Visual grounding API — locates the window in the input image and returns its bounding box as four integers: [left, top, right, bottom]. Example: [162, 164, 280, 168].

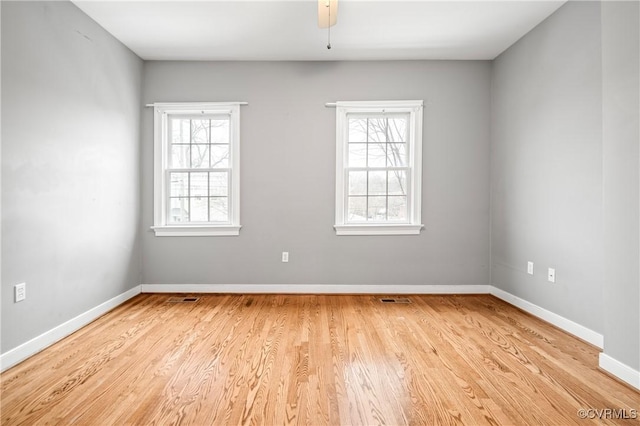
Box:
[152, 102, 242, 236]
[334, 100, 424, 236]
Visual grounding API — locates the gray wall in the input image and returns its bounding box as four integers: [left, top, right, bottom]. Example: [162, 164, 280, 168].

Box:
[0, 2, 3, 355]
[491, 2, 604, 333]
[1, 2, 143, 352]
[601, 1, 640, 370]
[141, 61, 491, 286]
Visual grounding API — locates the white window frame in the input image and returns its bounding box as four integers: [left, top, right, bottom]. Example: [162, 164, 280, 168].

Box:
[334, 100, 424, 236]
[151, 102, 242, 236]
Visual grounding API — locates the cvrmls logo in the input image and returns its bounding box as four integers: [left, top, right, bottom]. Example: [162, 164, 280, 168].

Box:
[577, 408, 638, 420]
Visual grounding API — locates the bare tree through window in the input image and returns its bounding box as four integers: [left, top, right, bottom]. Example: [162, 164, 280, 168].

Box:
[346, 115, 409, 222]
[168, 117, 231, 223]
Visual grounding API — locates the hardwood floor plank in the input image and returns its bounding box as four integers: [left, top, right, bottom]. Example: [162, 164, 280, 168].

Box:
[2, 294, 639, 425]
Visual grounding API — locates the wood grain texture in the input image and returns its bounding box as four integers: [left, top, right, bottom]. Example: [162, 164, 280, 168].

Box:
[2, 294, 639, 425]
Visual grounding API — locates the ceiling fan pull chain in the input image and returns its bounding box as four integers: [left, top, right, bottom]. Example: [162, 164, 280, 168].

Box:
[327, 1, 332, 49]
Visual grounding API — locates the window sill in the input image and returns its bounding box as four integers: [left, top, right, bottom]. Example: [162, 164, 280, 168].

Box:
[151, 225, 241, 237]
[334, 224, 424, 236]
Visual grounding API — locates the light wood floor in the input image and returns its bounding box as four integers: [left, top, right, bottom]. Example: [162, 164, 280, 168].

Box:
[2, 294, 639, 425]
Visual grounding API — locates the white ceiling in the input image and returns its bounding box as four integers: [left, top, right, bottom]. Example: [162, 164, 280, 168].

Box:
[72, 0, 567, 61]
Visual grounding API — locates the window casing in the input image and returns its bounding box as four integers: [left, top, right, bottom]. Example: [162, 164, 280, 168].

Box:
[152, 103, 241, 236]
[334, 101, 424, 236]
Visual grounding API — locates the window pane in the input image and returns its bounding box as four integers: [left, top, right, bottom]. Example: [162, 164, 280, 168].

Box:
[209, 172, 228, 197]
[211, 145, 230, 168]
[388, 196, 408, 221]
[348, 144, 366, 167]
[388, 117, 407, 142]
[170, 172, 188, 197]
[387, 143, 407, 167]
[191, 144, 210, 169]
[347, 196, 367, 221]
[190, 172, 208, 197]
[348, 171, 367, 196]
[171, 145, 190, 168]
[367, 118, 387, 143]
[156, 105, 241, 232]
[191, 119, 210, 144]
[368, 144, 386, 167]
[169, 197, 189, 223]
[368, 196, 387, 221]
[368, 171, 386, 195]
[171, 119, 190, 144]
[190, 197, 208, 222]
[210, 197, 229, 222]
[348, 118, 367, 142]
[211, 119, 229, 144]
[335, 102, 422, 230]
[388, 170, 407, 195]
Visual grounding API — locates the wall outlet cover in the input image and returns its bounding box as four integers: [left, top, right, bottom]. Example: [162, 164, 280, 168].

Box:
[15, 283, 26, 302]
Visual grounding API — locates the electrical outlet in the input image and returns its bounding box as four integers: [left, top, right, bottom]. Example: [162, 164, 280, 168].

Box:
[282, 252, 289, 263]
[527, 261, 534, 275]
[548, 268, 556, 283]
[15, 283, 26, 302]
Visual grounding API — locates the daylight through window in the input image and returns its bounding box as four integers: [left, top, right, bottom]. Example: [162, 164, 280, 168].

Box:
[152, 103, 242, 236]
[334, 101, 424, 235]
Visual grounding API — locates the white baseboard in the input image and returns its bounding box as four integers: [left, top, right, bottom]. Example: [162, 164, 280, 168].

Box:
[599, 353, 640, 390]
[0, 286, 141, 372]
[489, 286, 604, 348]
[140, 283, 491, 294]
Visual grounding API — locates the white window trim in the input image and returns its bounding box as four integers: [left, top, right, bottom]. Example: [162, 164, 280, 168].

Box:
[334, 100, 424, 236]
[151, 102, 242, 237]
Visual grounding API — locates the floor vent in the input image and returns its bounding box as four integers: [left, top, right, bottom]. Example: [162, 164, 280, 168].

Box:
[167, 296, 199, 303]
[380, 297, 411, 304]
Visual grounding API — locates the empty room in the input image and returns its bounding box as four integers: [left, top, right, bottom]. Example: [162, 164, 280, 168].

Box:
[2, 0, 639, 424]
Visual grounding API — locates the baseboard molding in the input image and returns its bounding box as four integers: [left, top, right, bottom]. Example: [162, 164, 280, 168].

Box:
[599, 353, 640, 390]
[489, 286, 604, 349]
[0, 286, 141, 372]
[140, 283, 491, 294]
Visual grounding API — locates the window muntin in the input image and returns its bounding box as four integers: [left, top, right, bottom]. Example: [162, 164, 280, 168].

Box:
[334, 101, 423, 236]
[152, 103, 241, 237]
[167, 115, 231, 224]
[345, 114, 410, 223]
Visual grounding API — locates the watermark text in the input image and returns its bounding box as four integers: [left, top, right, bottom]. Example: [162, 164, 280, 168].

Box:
[577, 408, 637, 420]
